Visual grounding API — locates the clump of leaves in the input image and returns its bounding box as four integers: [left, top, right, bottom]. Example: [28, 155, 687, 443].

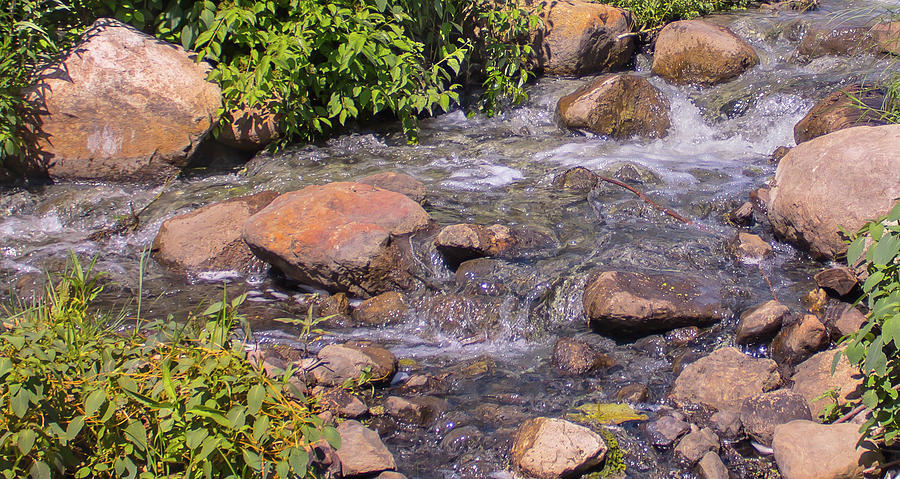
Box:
[582, 427, 627, 478]
[607, 0, 750, 32]
[0, 254, 337, 478]
[840, 201, 900, 444]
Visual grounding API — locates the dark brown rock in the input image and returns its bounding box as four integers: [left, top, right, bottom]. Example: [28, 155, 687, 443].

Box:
[794, 85, 886, 144]
[670, 347, 781, 411]
[384, 396, 449, 426]
[871, 20, 900, 55]
[553, 166, 599, 190]
[664, 326, 700, 348]
[217, 106, 279, 151]
[530, 0, 635, 76]
[434, 224, 554, 267]
[740, 389, 812, 446]
[557, 74, 671, 139]
[616, 383, 650, 403]
[357, 172, 426, 204]
[151, 191, 278, 274]
[352, 291, 409, 326]
[814, 267, 859, 298]
[728, 201, 754, 226]
[710, 411, 742, 439]
[771, 314, 828, 368]
[823, 302, 866, 339]
[652, 20, 759, 85]
[771, 146, 792, 163]
[335, 420, 396, 477]
[583, 270, 725, 336]
[26, 18, 221, 182]
[242, 182, 432, 296]
[552, 337, 615, 375]
[735, 300, 790, 345]
[417, 294, 500, 335]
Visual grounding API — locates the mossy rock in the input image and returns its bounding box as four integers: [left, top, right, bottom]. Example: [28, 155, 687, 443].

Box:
[567, 402, 649, 426]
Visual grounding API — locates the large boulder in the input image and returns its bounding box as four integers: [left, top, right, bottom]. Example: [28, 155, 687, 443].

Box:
[530, 0, 635, 76]
[583, 270, 725, 336]
[151, 191, 278, 275]
[510, 417, 607, 479]
[242, 182, 432, 296]
[772, 420, 879, 479]
[26, 18, 221, 182]
[670, 347, 781, 411]
[768, 125, 900, 259]
[557, 74, 671, 139]
[794, 85, 886, 144]
[651, 20, 759, 85]
[790, 348, 863, 417]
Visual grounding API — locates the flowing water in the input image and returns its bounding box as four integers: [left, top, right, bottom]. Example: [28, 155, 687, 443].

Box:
[2, 1, 900, 477]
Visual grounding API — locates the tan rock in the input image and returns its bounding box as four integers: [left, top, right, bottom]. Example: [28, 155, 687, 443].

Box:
[557, 74, 670, 139]
[696, 451, 729, 479]
[731, 232, 774, 262]
[735, 300, 790, 345]
[675, 428, 719, 464]
[771, 314, 828, 368]
[799, 25, 874, 57]
[772, 420, 879, 479]
[670, 347, 781, 411]
[336, 420, 396, 477]
[305, 342, 397, 387]
[790, 348, 863, 417]
[352, 292, 409, 326]
[434, 224, 554, 267]
[652, 20, 759, 85]
[510, 417, 607, 479]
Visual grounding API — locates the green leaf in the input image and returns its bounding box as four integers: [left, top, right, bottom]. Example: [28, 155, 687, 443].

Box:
[252, 415, 269, 442]
[872, 234, 900, 265]
[883, 312, 900, 346]
[11, 391, 28, 418]
[887, 201, 900, 222]
[289, 447, 309, 473]
[242, 448, 262, 470]
[322, 426, 341, 450]
[248, 384, 265, 415]
[84, 388, 106, 417]
[864, 335, 887, 375]
[186, 427, 208, 450]
[124, 420, 148, 451]
[0, 357, 12, 378]
[29, 461, 50, 479]
[863, 389, 879, 409]
[17, 429, 36, 455]
[66, 416, 85, 441]
[847, 236, 866, 266]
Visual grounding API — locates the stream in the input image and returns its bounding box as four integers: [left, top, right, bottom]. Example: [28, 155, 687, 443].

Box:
[2, 0, 900, 477]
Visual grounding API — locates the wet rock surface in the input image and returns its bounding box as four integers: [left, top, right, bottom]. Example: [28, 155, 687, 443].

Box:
[652, 20, 759, 85]
[793, 85, 886, 144]
[670, 347, 781, 411]
[434, 223, 555, 267]
[814, 267, 860, 298]
[352, 292, 409, 326]
[675, 427, 719, 464]
[644, 414, 690, 448]
[552, 337, 615, 375]
[356, 172, 427, 204]
[557, 74, 671, 139]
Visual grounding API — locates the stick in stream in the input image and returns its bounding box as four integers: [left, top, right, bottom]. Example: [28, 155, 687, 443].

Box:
[595, 175, 695, 226]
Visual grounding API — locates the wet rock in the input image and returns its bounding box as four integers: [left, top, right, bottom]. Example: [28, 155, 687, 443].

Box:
[823, 302, 866, 339]
[728, 201, 754, 226]
[440, 425, 483, 457]
[735, 300, 790, 345]
[374, 473, 407, 479]
[357, 172, 426, 204]
[552, 337, 616, 375]
[665, 326, 700, 347]
[670, 347, 781, 411]
[772, 420, 879, 479]
[384, 396, 449, 426]
[794, 85, 886, 144]
[304, 342, 397, 387]
[317, 387, 368, 418]
[583, 270, 725, 336]
[151, 191, 278, 274]
[710, 411, 742, 439]
[871, 20, 900, 55]
[476, 403, 529, 426]
[557, 74, 671, 139]
[651, 20, 759, 85]
[730, 232, 774, 263]
[616, 383, 650, 403]
[675, 428, 719, 464]
[798, 24, 888, 57]
[217, 106, 279, 151]
[771, 146, 792, 163]
[643, 415, 690, 447]
[790, 348, 863, 417]
[768, 125, 900, 260]
[770, 314, 828, 368]
[317, 293, 351, 317]
[750, 187, 771, 211]
[740, 389, 812, 446]
[530, 0, 635, 76]
[696, 451, 729, 479]
[553, 166, 599, 190]
[814, 267, 859, 298]
[434, 223, 555, 267]
[417, 293, 500, 335]
[602, 161, 664, 186]
[510, 417, 607, 479]
[454, 258, 509, 296]
[801, 288, 829, 316]
[335, 420, 397, 477]
[26, 18, 221, 182]
[242, 182, 432, 296]
[352, 292, 408, 326]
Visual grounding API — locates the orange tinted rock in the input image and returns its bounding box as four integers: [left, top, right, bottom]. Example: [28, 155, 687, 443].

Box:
[652, 20, 759, 85]
[557, 74, 670, 139]
[794, 85, 886, 144]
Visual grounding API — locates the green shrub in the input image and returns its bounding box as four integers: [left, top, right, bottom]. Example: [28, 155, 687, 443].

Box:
[0, 255, 337, 478]
[840, 200, 900, 444]
[607, 0, 750, 32]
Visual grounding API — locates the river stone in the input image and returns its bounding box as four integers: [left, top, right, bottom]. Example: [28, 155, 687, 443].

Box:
[553, 166, 599, 190]
[790, 348, 862, 417]
[768, 125, 900, 260]
[384, 396, 449, 426]
[583, 270, 725, 336]
[794, 85, 886, 144]
[440, 425, 484, 457]
[670, 347, 781, 411]
[336, 420, 397, 477]
[352, 292, 409, 326]
[772, 420, 879, 479]
[552, 337, 616, 375]
[557, 74, 671, 139]
[771, 314, 828, 369]
[530, 0, 634, 76]
[643, 415, 690, 447]
[305, 342, 397, 387]
[417, 293, 501, 335]
[740, 389, 812, 446]
[434, 223, 554, 267]
[871, 20, 900, 55]
[651, 20, 759, 85]
[510, 417, 607, 479]
[318, 387, 368, 418]
[664, 326, 699, 348]
[357, 172, 426, 204]
[151, 191, 278, 274]
[696, 451, 729, 479]
[814, 267, 859, 298]
[735, 300, 790, 345]
[710, 411, 742, 439]
[616, 383, 650, 403]
[674, 428, 719, 464]
[823, 302, 866, 339]
[242, 182, 432, 297]
[26, 18, 221, 182]
[798, 25, 874, 57]
[217, 106, 279, 151]
[730, 232, 773, 263]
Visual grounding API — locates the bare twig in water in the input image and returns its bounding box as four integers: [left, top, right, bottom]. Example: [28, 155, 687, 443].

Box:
[595, 175, 695, 226]
[758, 266, 780, 302]
[87, 174, 177, 241]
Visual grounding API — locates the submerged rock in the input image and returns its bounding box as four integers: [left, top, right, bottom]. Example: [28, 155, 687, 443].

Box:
[772, 420, 879, 479]
[552, 337, 616, 375]
[735, 300, 790, 345]
[336, 420, 397, 478]
[643, 415, 690, 448]
[794, 85, 886, 144]
[357, 172, 427, 204]
[670, 347, 781, 411]
[553, 166, 600, 190]
[151, 191, 278, 275]
[510, 417, 607, 479]
[434, 223, 555, 267]
[352, 291, 409, 326]
[384, 396, 449, 426]
[242, 182, 432, 296]
[799, 25, 874, 57]
[557, 74, 671, 139]
[530, 0, 635, 76]
[26, 18, 221, 182]
[583, 270, 725, 336]
[768, 125, 900, 260]
[740, 389, 812, 446]
[651, 20, 759, 85]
